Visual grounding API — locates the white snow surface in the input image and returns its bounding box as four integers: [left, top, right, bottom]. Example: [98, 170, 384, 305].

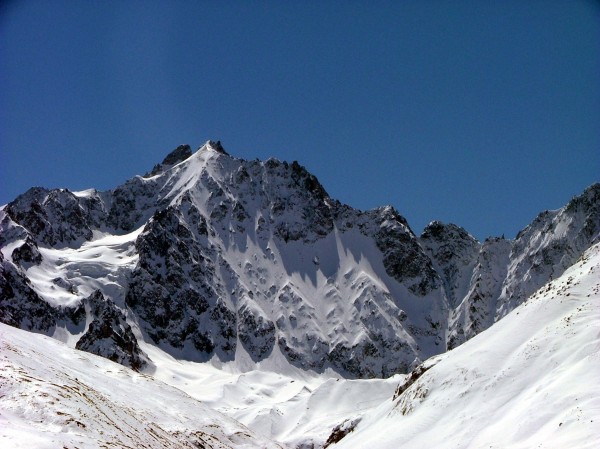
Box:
[29, 227, 142, 309]
[141, 339, 401, 447]
[331, 242, 600, 449]
[0, 322, 282, 449]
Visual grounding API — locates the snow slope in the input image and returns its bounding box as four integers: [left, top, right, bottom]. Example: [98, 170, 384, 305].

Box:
[0, 311, 400, 449]
[332, 242, 600, 449]
[140, 339, 402, 448]
[0, 322, 282, 449]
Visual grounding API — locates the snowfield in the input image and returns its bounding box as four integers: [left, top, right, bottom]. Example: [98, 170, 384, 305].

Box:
[142, 340, 402, 448]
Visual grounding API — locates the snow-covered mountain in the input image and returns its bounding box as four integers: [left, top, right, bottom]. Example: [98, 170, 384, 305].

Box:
[1, 233, 598, 448]
[1, 141, 598, 378]
[330, 241, 600, 449]
[432, 181, 600, 349]
[0, 141, 599, 447]
[1, 141, 446, 378]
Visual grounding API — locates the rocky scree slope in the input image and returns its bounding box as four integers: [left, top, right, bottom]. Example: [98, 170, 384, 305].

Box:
[0, 141, 598, 378]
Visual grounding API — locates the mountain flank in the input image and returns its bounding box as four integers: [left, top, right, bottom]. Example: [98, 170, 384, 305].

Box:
[1, 141, 598, 378]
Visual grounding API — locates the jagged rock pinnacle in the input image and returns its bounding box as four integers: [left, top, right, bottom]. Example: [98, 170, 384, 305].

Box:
[162, 144, 193, 166]
[205, 140, 229, 156]
[146, 144, 193, 177]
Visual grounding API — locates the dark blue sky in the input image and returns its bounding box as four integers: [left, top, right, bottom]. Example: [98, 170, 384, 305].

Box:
[1, 1, 598, 241]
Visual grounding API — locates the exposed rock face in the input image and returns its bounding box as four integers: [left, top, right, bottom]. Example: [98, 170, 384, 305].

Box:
[107, 176, 159, 232]
[424, 183, 600, 350]
[238, 301, 276, 361]
[446, 237, 511, 349]
[0, 249, 84, 334]
[162, 144, 193, 166]
[76, 291, 149, 371]
[257, 157, 334, 243]
[125, 204, 237, 361]
[0, 250, 57, 332]
[496, 183, 600, 318]
[420, 221, 479, 308]
[4, 187, 98, 247]
[11, 237, 43, 267]
[369, 207, 439, 296]
[0, 141, 597, 377]
[147, 144, 194, 176]
[393, 357, 439, 400]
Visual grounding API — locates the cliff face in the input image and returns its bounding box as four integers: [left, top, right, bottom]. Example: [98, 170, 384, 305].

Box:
[420, 184, 599, 349]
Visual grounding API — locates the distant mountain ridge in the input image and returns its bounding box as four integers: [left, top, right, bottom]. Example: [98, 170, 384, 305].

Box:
[1, 141, 598, 378]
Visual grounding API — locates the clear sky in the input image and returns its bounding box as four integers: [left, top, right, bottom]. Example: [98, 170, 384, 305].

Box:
[1, 1, 598, 241]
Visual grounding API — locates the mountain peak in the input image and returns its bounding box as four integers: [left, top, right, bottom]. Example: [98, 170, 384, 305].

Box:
[421, 221, 476, 243]
[203, 140, 229, 156]
[2, 140, 599, 384]
[145, 140, 229, 178]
